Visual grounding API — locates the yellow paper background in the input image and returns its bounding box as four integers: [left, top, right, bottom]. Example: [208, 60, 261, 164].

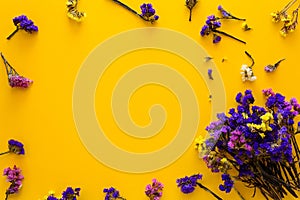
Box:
[0, 0, 300, 199]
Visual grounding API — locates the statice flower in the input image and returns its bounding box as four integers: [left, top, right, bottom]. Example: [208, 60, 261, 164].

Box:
[218, 5, 245, 21]
[0, 139, 25, 156]
[240, 51, 256, 82]
[200, 15, 246, 44]
[61, 187, 80, 200]
[0, 53, 33, 88]
[198, 89, 300, 199]
[3, 165, 24, 200]
[7, 15, 38, 40]
[271, 0, 300, 36]
[185, 0, 198, 21]
[112, 0, 159, 23]
[219, 174, 234, 193]
[208, 69, 213, 80]
[42, 191, 59, 200]
[103, 187, 126, 200]
[66, 0, 86, 22]
[176, 174, 222, 199]
[145, 179, 163, 200]
[264, 59, 285, 72]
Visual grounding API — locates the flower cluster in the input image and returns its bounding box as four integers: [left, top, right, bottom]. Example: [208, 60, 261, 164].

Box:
[7, 15, 38, 40]
[218, 174, 233, 193]
[3, 165, 24, 200]
[185, 0, 198, 21]
[145, 179, 163, 200]
[103, 187, 126, 200]
[271, 0, 300, 36]
[176, 174, 222, 199]
[66, 0, 86, 22]
[43, 187, 80, 200]
[140, 3, 159, 23]
[196, 89, 300, 199]
[112, 0, 159, 23]
[0, 53, 33, 88]
[264, 59, 285, 72]
[0, 139, 25, 156]
[200, 6, 247, 44]
[240, 51, 256, 82]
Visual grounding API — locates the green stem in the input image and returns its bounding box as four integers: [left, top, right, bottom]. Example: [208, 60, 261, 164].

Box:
[213, 29, 246, 44]
[7, 28, 19, 40]
[0, 151, 10, 156]
[196, 182, 223, 200]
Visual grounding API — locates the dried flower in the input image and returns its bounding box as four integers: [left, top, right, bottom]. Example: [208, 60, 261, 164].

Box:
[241, 22, 252, 31]
[66, 0, 86, 22]
[204, 56, 213, 62]
[271, 0, 297, 22]
[240, 51, 256, 82]
[218, 5, 245, 21]
[42, 191, 59, 200]
[7, 15, 38, 40]
[200, 15, 246, 44]
[176, 174, 222, 200]
[265, 59, 285, 72]
[61, 187, 80, 200]
[198, 89, 300, 199]
[0, 139, 25, 156]
[103, 187, 126, 200]
[112, 0, 159, 23]
[0, 53, 33, 88]
[145, 179, 163, 200]
[185, 0, 198, 21]
[3, 165, 24, 200]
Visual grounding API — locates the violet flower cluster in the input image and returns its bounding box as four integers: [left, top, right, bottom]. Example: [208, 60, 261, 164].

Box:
[200, 5, 247, 44]
[7, 15, 38, 40]
[195, 89, 300, 200]
[3, 165, 24, 200]
[103, 187, 126, 200]
[0, 53, 33, 88]
[176, 174, 222, 200]
[0, 139, 25, 156]
[43, 187, 80, 200]
[145, 179, 163, 200]
[112, 0, 159, 23]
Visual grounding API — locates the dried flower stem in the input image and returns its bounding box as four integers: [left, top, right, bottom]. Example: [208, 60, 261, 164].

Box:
[0, 53, 18, 76]
[245, 51, 255, 67]
[0, 151, 10, 156]
[196, 182, 223, 200]
[7, 28, 19, 40]
[233, 187, 245, 200]
[282, 0, 298, 13]
[112, 0, 144, 20]
[213, 29, 246, 44]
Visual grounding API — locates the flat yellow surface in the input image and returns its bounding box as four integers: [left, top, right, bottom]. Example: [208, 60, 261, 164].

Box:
[0, 0, 300, 199]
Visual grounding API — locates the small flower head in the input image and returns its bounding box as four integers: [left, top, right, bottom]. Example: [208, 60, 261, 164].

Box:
[213, 34, 221, 43]
[43, 191, 59, 200]
[186, 0, 198, 21]
[264, 59, 285, 72]
[145, 178, 164, 200]
[9, 75, 33, 88]
[103, 187, 125, 200]
[218, 5, 245, 21]
[208, 68, 213, 79]
[61, 187, 80, 200]
[240, 64, 256, 82]
[242, 22, 252, 31]
[176, 174, 202, 194]
[66, 0, 86, 22]
[8, 139, 25, 155]
[3, 165, 24, 196]
[219, 173, 234, 193]
[140, 3, 159, 23]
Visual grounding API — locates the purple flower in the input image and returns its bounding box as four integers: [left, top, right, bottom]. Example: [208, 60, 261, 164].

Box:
[103, 187, 125, 200]
[0, 53, 33, 89]
[7, 15, 38, 40]
[213, 34, 221, 43]
[61, 187, 80, 200]
[219, 174, 234, 193]
[176, 174, 202, 194]
[217, 5, 245, 21]
[8, 139, 25, 155]
[9, 75, 33, 88]
[208, 69, 213, 79]
[140, 3, 159, 23]
[145, 178, 164, 200]
[3, 165, 24, 199]
[264, 59, 285, 73]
